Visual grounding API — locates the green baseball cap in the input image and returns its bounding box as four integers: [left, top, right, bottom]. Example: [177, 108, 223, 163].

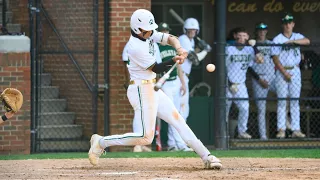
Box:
[158, 22, 172, 31]
[255, 22, 268, 30]
[282, 13, 294, 23]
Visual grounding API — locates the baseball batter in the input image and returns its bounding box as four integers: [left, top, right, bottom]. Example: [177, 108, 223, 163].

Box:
[88, 9, 222, 169]
[179, 18, 209, 121]
[226, 27, 258, 139]
[251, 22, 276, 140]
[156, 22, 191, 151]
[271, 13, 310, 138]
[122, 42, 159, 152]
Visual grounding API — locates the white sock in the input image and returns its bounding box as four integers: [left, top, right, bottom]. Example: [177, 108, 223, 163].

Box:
[186, 139, 210, 161]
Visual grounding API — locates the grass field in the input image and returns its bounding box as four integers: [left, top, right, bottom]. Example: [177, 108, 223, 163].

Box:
[1, 149, 320, 160]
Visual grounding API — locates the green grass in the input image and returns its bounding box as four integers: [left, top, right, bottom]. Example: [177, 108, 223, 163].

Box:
[0, 149, 320, 160]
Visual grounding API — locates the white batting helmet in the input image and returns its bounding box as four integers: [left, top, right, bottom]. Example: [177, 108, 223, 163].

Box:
[130, 9, 158, 34]
[183, 18, 200, 34]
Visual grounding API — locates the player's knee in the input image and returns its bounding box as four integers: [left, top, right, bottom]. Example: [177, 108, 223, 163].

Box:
[139, 131, 154, 145]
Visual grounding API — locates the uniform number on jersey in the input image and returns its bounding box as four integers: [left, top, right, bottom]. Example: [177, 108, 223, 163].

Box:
[241, 63, 249, 70]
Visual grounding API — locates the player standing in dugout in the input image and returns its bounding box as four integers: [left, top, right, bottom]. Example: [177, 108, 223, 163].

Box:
[251, 22, 276, 140]
[271, 13, 310, 139]
[225, 27, 264, 139]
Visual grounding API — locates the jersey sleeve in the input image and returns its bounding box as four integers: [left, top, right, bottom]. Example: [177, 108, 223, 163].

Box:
[122, 43, 129, 62]
[128, 47, 156, 70]
[151, 30, 170, 45]
[294, 33, 305, 40]
[178, 35, 193, 52]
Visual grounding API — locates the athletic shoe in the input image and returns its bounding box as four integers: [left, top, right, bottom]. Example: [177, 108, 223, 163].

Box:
[237, 132, 252, 139]
[167, 146, 178, 152]
[133, 145, 143, 152]
[276, 129, 285, 139]
[203, 155, 222, 170]
[141, 145, 152, 152]
[292, 131, 306, 138]
[88, 134, 104, 166]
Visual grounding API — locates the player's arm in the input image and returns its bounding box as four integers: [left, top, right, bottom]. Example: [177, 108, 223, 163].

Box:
[167, 35, 188, 59]
[285, 33, 310, 45]
[292, 38, 310, 45]
[123, 61, 130, 89]
[0, 112, 14, 125]
[148, 58, 175, 73]
[248, 67, 260, 81]
[272, 55, 291, 81]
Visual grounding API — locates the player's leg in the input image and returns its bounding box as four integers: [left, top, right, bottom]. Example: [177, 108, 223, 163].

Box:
[157, 90, 222, 169]
[252, 77, 268, 139]
[169, 79, 191, 151]
[234, 83, 250, 139]
[275, 71, 288, 138]
[162, 80, 180, 151]
[88, 84, 158, 165]
[180, 73, 190, 120]
[289, 68, 305, 138]
[226, 87, 233, 137]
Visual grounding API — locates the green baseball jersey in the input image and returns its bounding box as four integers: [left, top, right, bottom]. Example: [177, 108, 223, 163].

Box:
[158, 44, 177, 78]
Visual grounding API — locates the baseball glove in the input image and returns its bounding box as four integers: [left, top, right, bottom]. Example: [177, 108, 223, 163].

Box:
[188, 51, 200, 66]
[0, 88, 23, 113]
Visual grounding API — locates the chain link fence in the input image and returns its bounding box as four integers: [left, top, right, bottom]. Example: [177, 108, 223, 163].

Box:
[226, 43, 320, 148]
[29, 0, 99, 152]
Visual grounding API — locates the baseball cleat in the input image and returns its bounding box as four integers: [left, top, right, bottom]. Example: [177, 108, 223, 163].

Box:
[292, 131, 306, 138]
[237, 132, 252, 139]
[88, 134, 104, 166]
[276, 129, 285, 139]
[204, 155, 222, 170]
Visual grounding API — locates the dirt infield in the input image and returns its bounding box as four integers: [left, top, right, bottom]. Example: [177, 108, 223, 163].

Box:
[1, 158, 320, 179]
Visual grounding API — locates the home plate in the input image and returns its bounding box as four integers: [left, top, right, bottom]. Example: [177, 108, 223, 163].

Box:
[99, 171, 138, 175]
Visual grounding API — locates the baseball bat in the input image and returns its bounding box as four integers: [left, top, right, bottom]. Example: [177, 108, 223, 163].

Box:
[154, 61, 179, 91]
[169, 9, 184, 25]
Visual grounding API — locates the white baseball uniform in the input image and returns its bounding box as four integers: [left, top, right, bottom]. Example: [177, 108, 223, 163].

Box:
[272, 32, 304, 131]
[226, 46, 255, 135]
[100, 30, 212, 160]
[122, 41, 161, 136]
[178, 34, 195, 121]
[251, 40, 276, 139]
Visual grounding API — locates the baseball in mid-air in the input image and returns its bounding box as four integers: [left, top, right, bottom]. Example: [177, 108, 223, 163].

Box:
[206, 63, 216, 72]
